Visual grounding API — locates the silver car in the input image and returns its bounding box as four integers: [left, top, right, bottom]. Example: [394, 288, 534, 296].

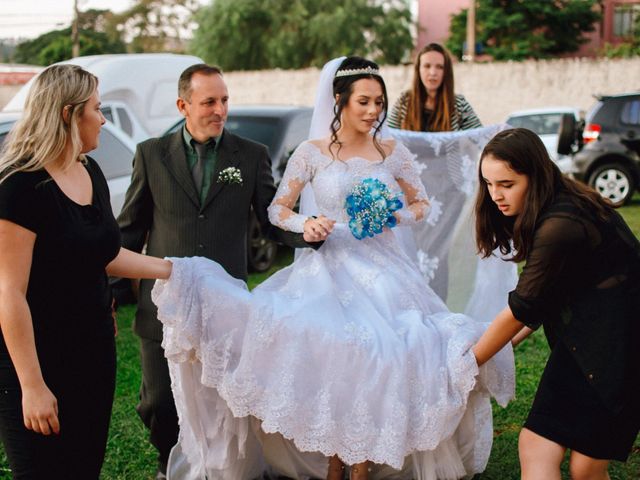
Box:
[0, 112, 135, 218]
[505, 107, 582, 174]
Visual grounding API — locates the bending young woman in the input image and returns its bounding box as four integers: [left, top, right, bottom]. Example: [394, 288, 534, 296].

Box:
[0, 64, 171, 479]
[473, 128, 640, 479]
[388, 43, 481, 132]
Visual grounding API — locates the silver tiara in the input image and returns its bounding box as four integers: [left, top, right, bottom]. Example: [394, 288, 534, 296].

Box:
[335, 66, 380, 78]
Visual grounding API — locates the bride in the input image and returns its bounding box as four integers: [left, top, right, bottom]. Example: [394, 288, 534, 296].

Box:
[152, 56, 514, 480]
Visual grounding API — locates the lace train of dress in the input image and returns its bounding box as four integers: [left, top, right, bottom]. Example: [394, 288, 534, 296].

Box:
[152, 140, 514, 480]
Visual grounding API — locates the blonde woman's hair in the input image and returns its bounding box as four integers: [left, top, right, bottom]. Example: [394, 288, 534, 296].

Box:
[0, 64, 98, 182]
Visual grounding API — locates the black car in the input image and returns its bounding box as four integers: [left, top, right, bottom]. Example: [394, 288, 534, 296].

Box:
[165, 105, 313, 271]
[558, 92, 640, 206]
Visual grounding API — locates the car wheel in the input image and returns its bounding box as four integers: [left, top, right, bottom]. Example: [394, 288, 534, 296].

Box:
[247, 211, 278, 272]
[588, 163, 635, 206]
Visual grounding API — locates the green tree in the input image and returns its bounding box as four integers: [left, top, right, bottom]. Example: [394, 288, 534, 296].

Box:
[191, 0, 413, 70]
[192, 0, 272, 70]
[78, 8, 123, 46]
[447, 0, 601, 60]
[110, 0, 201, 53]
[14, 28, 126, 66]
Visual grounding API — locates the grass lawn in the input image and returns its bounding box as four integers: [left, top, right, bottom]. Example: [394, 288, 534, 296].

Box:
[1, 197, 639, 479]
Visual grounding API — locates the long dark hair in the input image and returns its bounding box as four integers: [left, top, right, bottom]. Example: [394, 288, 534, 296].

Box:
[402, 43, 455, 132]
[475, 128, 611, 262]
[330, 56, 388, 160]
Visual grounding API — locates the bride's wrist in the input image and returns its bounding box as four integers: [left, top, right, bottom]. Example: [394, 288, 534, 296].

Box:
[303, 216, 317, 229]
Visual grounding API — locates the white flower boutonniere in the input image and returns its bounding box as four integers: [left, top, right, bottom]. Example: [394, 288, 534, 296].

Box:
[217, 167, 243, 185]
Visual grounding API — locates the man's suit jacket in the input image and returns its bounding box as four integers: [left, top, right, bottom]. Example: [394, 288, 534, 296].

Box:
[118, 128, 310, 341]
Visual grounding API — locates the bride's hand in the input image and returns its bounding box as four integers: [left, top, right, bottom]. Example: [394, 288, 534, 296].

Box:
[303, 215, 335, 242]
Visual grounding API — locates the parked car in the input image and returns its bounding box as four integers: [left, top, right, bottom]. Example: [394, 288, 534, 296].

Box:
[558, 92, 640, 206]
[3, 53, 204, 138]
[0, 111, 136, 217]
[505, 107, 582, 174]
[165, 105, 313, 272]
[100, 100, 149, 144]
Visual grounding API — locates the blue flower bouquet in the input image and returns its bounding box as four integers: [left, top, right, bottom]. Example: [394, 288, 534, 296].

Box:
[345, 178, 403, 240]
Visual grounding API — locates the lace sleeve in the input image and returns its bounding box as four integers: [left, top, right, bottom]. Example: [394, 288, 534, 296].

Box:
[267, 142, 315, 233]
[392, 142, 430, 225]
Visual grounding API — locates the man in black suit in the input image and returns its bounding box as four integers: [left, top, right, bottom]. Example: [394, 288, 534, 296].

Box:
[117, 64, 316, 479]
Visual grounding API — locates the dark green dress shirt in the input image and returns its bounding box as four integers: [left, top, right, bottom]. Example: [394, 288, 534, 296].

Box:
[183, 126, 221, 204]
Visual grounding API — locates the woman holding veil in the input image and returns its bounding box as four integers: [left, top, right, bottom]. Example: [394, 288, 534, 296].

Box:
[153, 56, 514, 480]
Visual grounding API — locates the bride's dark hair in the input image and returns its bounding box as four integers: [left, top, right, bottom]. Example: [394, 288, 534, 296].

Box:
[329, 56, 388, 160]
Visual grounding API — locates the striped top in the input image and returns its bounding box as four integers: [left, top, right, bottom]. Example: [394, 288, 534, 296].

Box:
[387, 91, 482, 131]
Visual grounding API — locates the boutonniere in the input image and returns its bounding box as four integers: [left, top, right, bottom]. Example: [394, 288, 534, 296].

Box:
[217, 167, 243, 185]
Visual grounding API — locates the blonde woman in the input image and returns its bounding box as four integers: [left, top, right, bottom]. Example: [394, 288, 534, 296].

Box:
[388, 43, 481, 132]
[0, 64, 171, 478]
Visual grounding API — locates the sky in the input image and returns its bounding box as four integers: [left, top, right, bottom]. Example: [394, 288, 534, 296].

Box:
[0, 0, 204, 40]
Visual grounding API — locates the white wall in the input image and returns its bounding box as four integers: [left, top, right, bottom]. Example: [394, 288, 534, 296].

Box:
[2, 57, 638, 125]
[224, 57, 640, 125]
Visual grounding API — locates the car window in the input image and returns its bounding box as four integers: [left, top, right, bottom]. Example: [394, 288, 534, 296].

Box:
[226, 116, 280, 156]
[91, 129, 133, 180]
[506, 113, 562, 135]
[620, 100, 640, 126]
[586, 101, 604, 123]
[283, 111, 312, 155]
[101, 106, 114, 124]
[116, 107, 134, 136]
[0, 124, 132, 181]
[0, 121, 16, 148]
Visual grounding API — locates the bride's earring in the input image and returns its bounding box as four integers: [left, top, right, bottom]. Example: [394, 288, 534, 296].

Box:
[350, 461, 371, 480]
[327, 455, 345, 480]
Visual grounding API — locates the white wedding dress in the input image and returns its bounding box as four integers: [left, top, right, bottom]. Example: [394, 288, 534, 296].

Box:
[153, 140, 515, 480]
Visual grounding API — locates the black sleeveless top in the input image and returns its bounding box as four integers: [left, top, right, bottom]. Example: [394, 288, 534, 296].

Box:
[509, 191, 640, 411]
[0, 157, 121, 382]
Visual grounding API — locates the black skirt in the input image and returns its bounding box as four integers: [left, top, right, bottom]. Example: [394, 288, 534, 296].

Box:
[524, 342, 640, 461]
